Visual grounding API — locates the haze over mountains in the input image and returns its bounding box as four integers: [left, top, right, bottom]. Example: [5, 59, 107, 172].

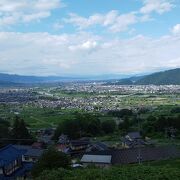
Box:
[0, 68, 180, 86]
[107, 68, 180, 85]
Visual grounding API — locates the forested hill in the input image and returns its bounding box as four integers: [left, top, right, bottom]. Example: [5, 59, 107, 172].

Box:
[135, 68, 180, 85]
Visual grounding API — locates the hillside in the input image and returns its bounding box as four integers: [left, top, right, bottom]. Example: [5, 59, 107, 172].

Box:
[105, 68, 180, 85]
[135, 68, 180, 85]
[0, 73, 78, 84]
[0, 73, 128, 84]
[36, 159, 180, 180]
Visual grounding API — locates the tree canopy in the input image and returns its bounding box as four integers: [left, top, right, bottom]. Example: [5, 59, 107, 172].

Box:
[32, 147, 70, 177]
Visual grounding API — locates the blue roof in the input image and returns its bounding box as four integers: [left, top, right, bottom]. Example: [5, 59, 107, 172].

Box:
[12, 145, 44, 157]
[0, 145, 26, 167]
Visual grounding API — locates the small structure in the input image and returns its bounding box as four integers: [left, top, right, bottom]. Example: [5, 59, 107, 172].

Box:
[86, 142, 109, 152]
[126, 132, 141, 140]
[81, 154, 112, 168]
[56, 144, 69, 154]
[122, 132, 146, 148]
[69, 140, 90, 156]
[32, 142, 45, 149]
[58, 134, 69, 145]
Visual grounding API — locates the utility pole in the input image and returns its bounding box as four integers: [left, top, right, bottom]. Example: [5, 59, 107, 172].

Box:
[137, 113, 142, 165]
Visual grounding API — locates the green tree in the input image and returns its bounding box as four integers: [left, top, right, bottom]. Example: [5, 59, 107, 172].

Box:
[119, 116, 130, 132]
[11, 116, 32, 144]
[0, 118, 10, 147]
[32, 147, 70, 177]
[87, 118, 101, 136]
[102, 120, 116, 134]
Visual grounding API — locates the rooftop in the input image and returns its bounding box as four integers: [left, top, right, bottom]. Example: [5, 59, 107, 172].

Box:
[81, 154, 112, 164]
[0, 145, 26, 167]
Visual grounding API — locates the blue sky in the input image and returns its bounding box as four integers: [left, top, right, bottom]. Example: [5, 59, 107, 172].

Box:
[0, 0, 180, 76]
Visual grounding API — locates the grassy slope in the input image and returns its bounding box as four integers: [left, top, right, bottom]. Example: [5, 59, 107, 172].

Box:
[36, 159, 180, 180]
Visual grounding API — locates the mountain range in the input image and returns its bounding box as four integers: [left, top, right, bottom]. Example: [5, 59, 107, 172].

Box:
[105, 68, 180, 85]
[0, 68, 180, 86]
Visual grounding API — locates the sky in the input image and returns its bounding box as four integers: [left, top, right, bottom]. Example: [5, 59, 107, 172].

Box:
[0, 0, 180, 76]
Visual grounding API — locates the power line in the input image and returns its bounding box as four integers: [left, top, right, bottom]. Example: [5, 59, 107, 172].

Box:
[0, 138, 34, 141]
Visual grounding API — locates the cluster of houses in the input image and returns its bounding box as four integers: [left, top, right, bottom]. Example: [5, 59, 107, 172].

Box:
[0, 130, 180, 179]
[56, 132, 180, 168]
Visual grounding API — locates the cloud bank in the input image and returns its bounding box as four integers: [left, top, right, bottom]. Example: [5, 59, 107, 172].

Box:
[0, 31, 180, 75]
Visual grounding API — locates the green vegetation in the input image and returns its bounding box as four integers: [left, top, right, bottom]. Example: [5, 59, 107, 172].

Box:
[0, 116, 32, 146]
[136, 68, 180, 85]
[32, 147, 70, 177]
[53, 113, 117, 139]
[36, 159, 180, 180]
[19, 106, 79, 128]
[11, 116, 32, 144]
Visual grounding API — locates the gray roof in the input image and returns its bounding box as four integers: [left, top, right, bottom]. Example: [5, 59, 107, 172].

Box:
[112, 146, 180, 164]
[127, 132, 141, 139]
[81, 154, 111, 164]
[82, 146, 180, 165]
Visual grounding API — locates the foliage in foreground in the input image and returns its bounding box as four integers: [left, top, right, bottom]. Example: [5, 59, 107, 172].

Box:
[32, 147, 70, 177]
[36, 163, 180, 180]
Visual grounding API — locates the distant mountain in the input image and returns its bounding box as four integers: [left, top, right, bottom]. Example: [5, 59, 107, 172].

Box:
[105, 78, 134, 85]
[104, 68, 180, 85]
[135, 68, 180, 85]
[0, 73, 132, 84]
[0, 73, 82, 84]
[0, 68, 179, 86]
[105, 76, 144, 85]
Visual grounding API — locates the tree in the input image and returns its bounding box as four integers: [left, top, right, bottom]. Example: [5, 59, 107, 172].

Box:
[119, 116, 130, 132]
[102, 120, 116, 134]
[32, 147, 70, 177]
[0, 118, 10, 147]
[0, 118, 10, 138]
[11, 116, 32, 144]
[53, 113, 102, 139]
[87, 118, 101, 136]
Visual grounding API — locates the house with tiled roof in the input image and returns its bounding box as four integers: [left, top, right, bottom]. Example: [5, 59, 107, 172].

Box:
[0, 145, 33, 179]
[12, 145, 44, 163]
[81, 146, 180, 167]
[121, 132, 146, 148]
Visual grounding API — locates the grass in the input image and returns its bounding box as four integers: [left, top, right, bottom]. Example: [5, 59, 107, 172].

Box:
[36, 158, 180, 180]
[20, 106, 79, 128]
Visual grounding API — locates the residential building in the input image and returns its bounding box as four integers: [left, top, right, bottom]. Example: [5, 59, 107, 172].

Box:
[0, 145, 33, 179]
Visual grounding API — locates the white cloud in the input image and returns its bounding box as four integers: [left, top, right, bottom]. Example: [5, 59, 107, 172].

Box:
[0, 32, 180, 75]
[65, 11, 138, 33]
[69, 40, 98, 51]
[171, 24, 180, 35]
[64, 0, 175, 33]
[53, 22, 64, 30]
[109, 13, 137, 33]
[0, 0, 64, 27]
[140, 0, 174, 14]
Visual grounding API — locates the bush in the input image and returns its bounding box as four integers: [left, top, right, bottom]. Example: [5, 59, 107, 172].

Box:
[102, 120, 116, 134]
[36, 164, 180, 180]
[32, 147, 70, 177]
